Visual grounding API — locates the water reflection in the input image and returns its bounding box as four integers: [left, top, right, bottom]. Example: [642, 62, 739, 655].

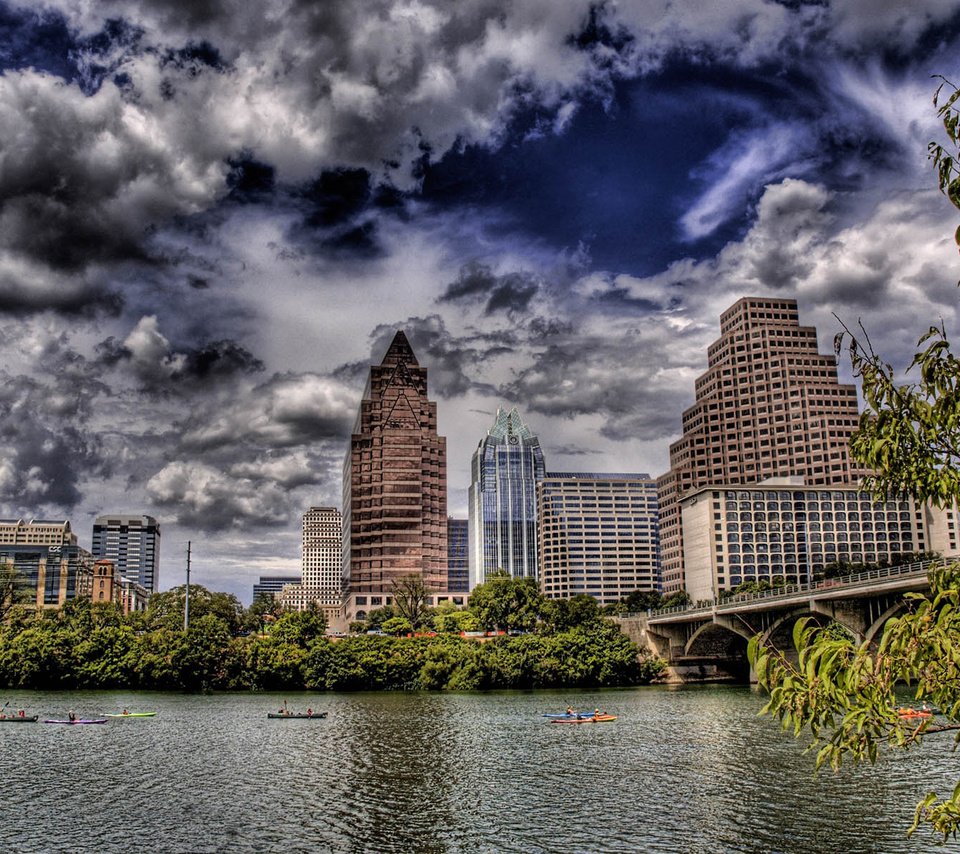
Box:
[0, 686, 951, 853]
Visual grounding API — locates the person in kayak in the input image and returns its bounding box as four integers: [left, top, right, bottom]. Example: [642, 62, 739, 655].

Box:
[68, 710, 76, 722]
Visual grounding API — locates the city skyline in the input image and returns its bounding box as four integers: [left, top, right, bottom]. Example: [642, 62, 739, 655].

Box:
[1, 2, 959, 601]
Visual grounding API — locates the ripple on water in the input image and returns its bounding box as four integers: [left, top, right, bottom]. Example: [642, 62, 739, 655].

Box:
[0, 687, 952, 853]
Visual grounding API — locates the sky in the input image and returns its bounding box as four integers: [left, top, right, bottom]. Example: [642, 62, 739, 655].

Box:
[2, 0, 960, 603]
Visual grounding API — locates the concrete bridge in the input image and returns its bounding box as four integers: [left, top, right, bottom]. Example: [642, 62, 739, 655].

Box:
[615, 559, 941, 683]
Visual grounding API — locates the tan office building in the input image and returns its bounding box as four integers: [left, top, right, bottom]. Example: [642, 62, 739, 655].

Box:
[658, 297, 867, 593]
[342, 331, 447, 622]
[538, 473, 660, 604]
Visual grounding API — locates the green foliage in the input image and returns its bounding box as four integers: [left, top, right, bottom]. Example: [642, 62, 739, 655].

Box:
[930, 75, 960, 250]
[540, 594, 603, 632]
[146, 585, 243, 634]
[468, 571, 543, 632]
[751, 563, 960, 842]
[381, 616, 413, 636]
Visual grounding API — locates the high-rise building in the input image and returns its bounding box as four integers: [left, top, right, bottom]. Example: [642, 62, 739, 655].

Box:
[279, 506, 343, 612]
[447, 517, 469, 593]
[468, 407, 546, 589]
[342, 331, 447, 622]
[91, 515, 161, 593]
[657, 297, 867, 593]
[537, 473, 660, 604]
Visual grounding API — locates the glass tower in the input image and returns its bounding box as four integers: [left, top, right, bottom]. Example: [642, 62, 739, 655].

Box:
[91, 514, 161, 593]
[468, 407, 546, 589]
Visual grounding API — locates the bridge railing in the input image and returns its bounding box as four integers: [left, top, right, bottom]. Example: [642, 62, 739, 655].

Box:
[645, 558, 944, 619]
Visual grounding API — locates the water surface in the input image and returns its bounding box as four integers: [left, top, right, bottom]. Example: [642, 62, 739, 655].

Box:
[0, 686, 951, 853]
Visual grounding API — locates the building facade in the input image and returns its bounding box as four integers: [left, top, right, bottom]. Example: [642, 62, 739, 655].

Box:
[468, 407, 546, 589]
[680, 481, 960, 602]
[0, 519, 92, 608]
[91, 515, 161, 593]
[342, 331, 447, 622]
[252, 575, 301, 602]
[537, 473, 660, 605]
[657, 297, 867, 593]
[446, 517, 469, 594]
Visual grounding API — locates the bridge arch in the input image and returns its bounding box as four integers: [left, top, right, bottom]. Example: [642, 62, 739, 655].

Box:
[684, 621, 751, 658]
[864, 600, 910, 647]
[758, 609, 860, 652]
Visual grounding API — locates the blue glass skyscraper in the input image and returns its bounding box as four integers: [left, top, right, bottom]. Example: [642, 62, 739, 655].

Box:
[468, 407, 546, 589]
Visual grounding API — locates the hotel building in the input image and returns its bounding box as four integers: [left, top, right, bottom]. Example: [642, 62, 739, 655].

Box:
[680, 480, 960, 602]
[342, 331, 447, 622]
[91, 514, 161, 593]
[658, 297, 867, 593]
[537, 473, 660, 605]
[468, 407, 546, 589]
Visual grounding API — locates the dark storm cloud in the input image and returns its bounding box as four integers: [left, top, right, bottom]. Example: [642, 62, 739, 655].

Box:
[502, 333, 689, 442]
[439, 262, 541, 316]
[0, 359, 109, 509]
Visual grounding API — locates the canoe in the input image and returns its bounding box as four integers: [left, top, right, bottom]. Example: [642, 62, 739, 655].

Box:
[0, 715, 38, 722]
[550, 715, 617, 724]
[267, 712, 327, 719]
[43, 719, 108, 725]
[104, 712, 157, 718]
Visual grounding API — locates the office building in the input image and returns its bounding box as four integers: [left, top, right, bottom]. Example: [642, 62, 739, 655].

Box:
[537, 473, 660, 604]
[658, 297, 867, 593]
[468, 407, 546, 589]
[447, 517, 469, 593]
[342, 331, 447, 622]
[0, 519, 92, 607]
[680, 480, 960, 601]
[278, 507, 343, 616]
[252, 575, 301, 602]
[91, 515, 161, 593]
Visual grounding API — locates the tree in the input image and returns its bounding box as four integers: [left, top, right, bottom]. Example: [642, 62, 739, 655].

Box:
[468, 571, 543, 632]
[146, 585, 243, 634]
[381, 615, 413, 636]
[0, 560, 27, 622]
[752, 78, 960, 842]
[391, 574, 431, 629]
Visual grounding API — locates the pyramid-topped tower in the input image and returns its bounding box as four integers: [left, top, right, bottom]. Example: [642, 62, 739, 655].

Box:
[342, 332, 447, 621]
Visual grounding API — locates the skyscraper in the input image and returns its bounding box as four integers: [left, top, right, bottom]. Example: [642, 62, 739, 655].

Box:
[657, 297, 867, 593]
[468, 407, 546, 589]
[301, 506, 342, 606]
[342, 331, 447, 621]
[446, 517, 469, 593]
[91, 514, 161, 593]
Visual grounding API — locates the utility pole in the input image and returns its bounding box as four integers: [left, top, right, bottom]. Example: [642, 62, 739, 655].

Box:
[184, 540, 191, 631]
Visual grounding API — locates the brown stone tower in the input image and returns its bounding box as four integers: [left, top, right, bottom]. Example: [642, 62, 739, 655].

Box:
[657, 297, 867, 593]
[342, 331, 447, 618]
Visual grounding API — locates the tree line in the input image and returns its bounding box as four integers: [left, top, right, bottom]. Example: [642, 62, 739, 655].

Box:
[0, 573, 665, 692]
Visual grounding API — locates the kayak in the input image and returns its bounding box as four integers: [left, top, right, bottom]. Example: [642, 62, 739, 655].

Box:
[267, 712, 328, 719]
[0, 715, 38, 722]
[104, 712, 157, 717]
[543, 713, 594, 719]
[43, 719, 108, 725]
[550, 715, 617, 724]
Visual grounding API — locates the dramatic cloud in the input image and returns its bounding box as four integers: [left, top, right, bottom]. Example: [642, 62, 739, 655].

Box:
[1, 0, 959, 598]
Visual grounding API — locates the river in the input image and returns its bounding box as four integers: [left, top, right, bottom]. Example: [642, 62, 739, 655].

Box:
[0, 685, 952, 853]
